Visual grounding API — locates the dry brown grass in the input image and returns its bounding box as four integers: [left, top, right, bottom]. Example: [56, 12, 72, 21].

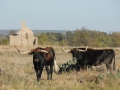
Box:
[0, 45, 120, 90]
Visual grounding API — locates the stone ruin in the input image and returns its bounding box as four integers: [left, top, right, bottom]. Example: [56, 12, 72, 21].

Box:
[10, 22, 38, 46]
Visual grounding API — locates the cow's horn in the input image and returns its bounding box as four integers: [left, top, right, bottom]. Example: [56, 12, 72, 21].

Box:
[62, 46, 71, 52]
[14, 45, 30, 54]
[19, 51, 30, 54]
[79, 46, 88, 52]
[40, 50, 48, 53]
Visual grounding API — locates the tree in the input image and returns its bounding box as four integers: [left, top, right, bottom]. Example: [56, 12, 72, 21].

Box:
[54, 33, 63, 42]
[38, 33, 48, 45]
[46, 32, 57, 44]
[6, 30, 16, 41]
[0, 37, 9, 45]
[8, 30, 16, 35]
[110, 32, 120, 47]
[66, 31, 74, 46]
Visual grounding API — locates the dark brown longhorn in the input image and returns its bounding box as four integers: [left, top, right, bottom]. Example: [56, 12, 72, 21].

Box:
[14, 45, 59, 81]
[63, 46, 116, 72]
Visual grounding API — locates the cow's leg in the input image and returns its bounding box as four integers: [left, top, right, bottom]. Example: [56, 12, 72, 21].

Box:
[84, 65, 87, 71]
[75, 63, 80, 74]
[80, 64, 84, 71]
[35, 70, 40, 81]
[49, 64, 53, 80]
[39, 67, 43, 80]
[46, 66, 50, 80]
[36, 67, 43, 81]
[34, 64, 41, 81]
[106, 64, 112, 72]
[71, 65, 73, 71]
[106, 58, 113, 72]
[36, 70, 40, 81]
[45, 65, 53, 80]
[82, 65, 87, 71]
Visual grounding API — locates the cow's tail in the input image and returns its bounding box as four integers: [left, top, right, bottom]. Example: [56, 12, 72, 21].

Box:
[54, 59, 59, 74]
[113, 52, 116, 71]
[52, 48, 59, 74]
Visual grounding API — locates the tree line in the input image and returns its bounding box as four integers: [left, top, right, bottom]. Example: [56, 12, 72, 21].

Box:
[0, 28, 120, 47]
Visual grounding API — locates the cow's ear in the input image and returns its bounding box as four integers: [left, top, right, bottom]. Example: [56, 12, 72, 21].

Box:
[68, 50, 71, 53]
[28, 49, 36, 55]
[28, 51, 34, 55]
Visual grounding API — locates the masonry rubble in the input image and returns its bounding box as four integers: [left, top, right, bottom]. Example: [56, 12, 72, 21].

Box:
[10, 21, 38, 46]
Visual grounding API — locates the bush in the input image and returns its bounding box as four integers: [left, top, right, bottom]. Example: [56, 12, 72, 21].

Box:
[0, 37, 9, 45]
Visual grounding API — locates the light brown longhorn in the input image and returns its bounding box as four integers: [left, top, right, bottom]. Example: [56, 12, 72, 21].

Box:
[62, 46, 71, 53]
[78, 46, 88, 52]
[14, 45, 48, 55]
[62, 46, 88, 52]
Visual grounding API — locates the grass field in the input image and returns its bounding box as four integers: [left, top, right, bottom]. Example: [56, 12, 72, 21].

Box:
[0, 45, 120, 90]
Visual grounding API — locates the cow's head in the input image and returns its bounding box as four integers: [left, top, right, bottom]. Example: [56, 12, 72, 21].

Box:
[62, 46, 88, 61]
[28, 48, 48, 62]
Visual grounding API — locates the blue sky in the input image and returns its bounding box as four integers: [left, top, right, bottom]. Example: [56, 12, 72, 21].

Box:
[0, 0, 120, 33]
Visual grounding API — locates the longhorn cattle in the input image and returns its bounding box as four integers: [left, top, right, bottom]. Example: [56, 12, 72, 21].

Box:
[15, 46, 59, 81]
[63, 46, 116, 72]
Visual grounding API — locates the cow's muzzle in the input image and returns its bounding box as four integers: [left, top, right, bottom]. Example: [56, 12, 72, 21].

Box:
[34, 59, 39, 62]
[73, 57, 77, 61]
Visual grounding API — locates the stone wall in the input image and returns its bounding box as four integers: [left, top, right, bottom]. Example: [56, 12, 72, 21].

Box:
[10, 22, 38, 46]
[10, 34, 22, 46]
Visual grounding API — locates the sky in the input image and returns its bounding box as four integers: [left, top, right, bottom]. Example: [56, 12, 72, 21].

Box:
[0, 0, 120, 33]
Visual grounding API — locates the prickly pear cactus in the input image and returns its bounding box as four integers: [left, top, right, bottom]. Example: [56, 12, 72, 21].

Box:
[117, 69, 120, 77]
[99, 73, 104, 79]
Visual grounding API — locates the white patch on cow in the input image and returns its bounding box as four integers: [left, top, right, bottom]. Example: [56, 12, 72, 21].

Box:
[53, 60, 59, 74]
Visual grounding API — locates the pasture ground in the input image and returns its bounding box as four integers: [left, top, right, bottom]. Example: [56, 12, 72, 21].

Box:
[0, 45, 120, 90]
